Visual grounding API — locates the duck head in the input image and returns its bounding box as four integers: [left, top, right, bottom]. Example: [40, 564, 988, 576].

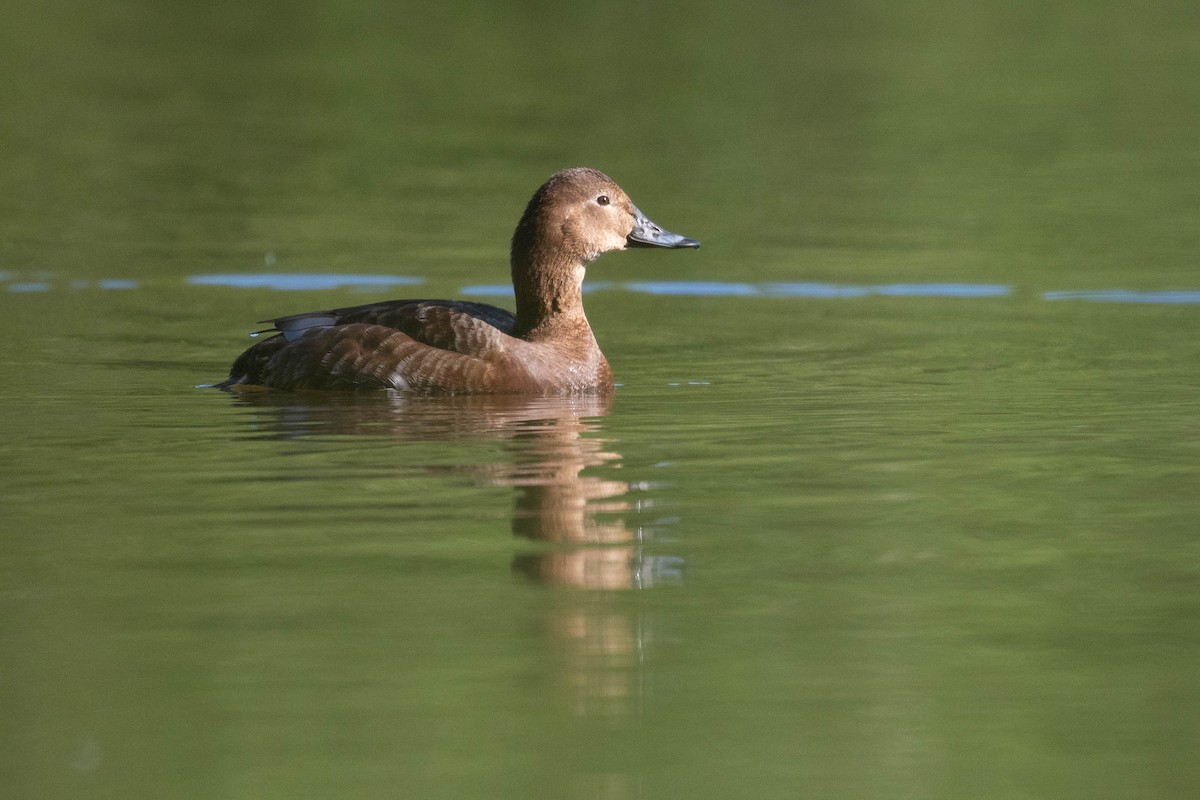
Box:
[512, 167, 699, 267]
[509, 168, 699, 336]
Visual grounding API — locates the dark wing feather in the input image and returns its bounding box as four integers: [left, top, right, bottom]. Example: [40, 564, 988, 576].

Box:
[220, 300, 520, 391]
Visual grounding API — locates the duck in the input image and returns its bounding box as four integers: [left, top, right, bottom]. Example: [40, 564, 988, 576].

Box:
[217, 168, 699, 393]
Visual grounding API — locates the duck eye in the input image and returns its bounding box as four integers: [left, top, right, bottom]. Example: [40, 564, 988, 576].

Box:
[596, 194, 610, 206]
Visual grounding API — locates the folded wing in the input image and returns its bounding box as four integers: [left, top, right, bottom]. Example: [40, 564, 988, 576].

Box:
[221, 299, 519, 391]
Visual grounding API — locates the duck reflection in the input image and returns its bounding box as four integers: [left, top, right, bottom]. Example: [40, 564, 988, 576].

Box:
[226, 390, 681, 590]
[227, 391, 675, 728]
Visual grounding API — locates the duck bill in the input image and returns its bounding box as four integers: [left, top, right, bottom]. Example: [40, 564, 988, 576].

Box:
[627, 205, 700, 249]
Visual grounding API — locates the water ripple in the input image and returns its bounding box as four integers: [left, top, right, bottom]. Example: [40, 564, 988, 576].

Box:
[187, 273, 423, 291]
[1043, 289, 1200, 304]
[3, 273, 1198, 304]
[626, 281, 760, 296]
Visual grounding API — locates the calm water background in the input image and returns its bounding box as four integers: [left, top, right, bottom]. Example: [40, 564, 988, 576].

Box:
[3, 1, 1199, 798]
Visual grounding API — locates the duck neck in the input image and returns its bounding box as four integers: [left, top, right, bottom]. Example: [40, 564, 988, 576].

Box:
[510, 256, 589, 340]
[510, 227, 592, 341]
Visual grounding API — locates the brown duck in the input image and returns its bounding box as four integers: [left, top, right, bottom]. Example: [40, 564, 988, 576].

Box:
[217, 168, 699, 393]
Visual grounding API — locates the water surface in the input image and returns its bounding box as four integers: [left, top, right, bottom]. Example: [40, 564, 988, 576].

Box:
[2, 2, 1199, 799]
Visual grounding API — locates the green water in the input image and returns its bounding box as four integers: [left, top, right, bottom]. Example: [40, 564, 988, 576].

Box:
[3, 1, 1199, 798]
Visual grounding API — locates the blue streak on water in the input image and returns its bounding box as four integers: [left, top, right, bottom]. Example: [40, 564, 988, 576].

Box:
[172, 275, 1198, 305]
[1043, 289, 1200, 304]
[625, 281, 760, 296]
[871, 283, 1012, 297]
[7, 278, 138, 292]
[762, 282, 871, 298]
[460, 284, 512, 296]
[187, 274, 423, 291]
[98, 279, 139, 290]
[616, 281, 1013, 298]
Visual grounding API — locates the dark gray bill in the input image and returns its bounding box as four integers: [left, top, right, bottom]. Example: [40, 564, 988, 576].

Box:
[627, 205, 700, 249]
